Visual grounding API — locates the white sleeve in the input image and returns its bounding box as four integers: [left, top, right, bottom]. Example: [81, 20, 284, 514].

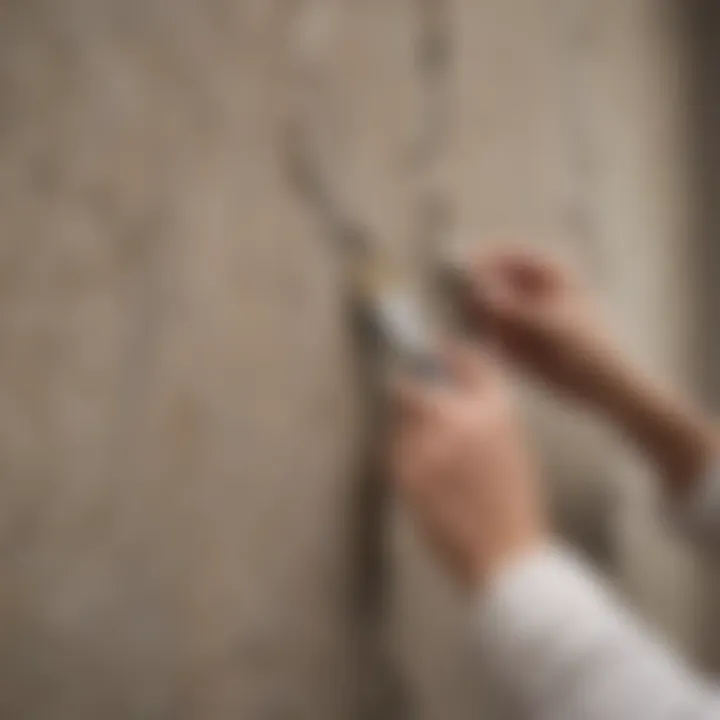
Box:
[471, 545, 720, 720]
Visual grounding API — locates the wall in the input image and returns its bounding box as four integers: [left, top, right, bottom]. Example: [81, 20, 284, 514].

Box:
[0, 1, 704, 718]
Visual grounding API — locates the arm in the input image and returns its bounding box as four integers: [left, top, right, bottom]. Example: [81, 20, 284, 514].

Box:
[596, 364, 720, 544]
[595, 355, 717, 503]
[468, 247, 720, 547]
[391, 343, 720, 720]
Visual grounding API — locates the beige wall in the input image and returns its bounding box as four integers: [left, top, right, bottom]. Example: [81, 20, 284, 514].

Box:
[0, 1, 706, 717]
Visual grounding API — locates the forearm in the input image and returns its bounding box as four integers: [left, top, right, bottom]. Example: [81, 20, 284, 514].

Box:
[593, 358, 717, 501]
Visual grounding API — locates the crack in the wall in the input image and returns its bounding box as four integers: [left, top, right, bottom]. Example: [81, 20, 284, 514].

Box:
[281, 2, 455, 717]
[555, 0, 607, 284]
[411, 0, 456, 307]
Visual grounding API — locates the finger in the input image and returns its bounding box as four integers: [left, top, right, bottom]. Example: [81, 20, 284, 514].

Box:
[391, 423, 446, 495]
[391, 374, 445, 422]
[472, 272, 515, 317]
[469, 250, 522, 317]
[472, 260, 569, 336]
[472, 246, 570, 301]
[473, 245, 564, 278]
[439, 339, 489, 390]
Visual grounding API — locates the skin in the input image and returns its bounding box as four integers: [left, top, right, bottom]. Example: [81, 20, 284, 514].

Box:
[391, 247, 719, 589]
[393, 344, 546, 588]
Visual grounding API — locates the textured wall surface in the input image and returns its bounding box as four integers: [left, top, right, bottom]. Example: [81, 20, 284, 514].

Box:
[0, 1, 705, 718]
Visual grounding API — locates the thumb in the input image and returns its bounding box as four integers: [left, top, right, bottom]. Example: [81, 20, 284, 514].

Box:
[391, 374, 436, 420]
[440, 339, 490, 390]
[473, 274, 549, 333]
[473, 275, 521, 321]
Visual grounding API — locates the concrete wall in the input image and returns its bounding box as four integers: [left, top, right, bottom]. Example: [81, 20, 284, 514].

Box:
[0, 1, 706, 718]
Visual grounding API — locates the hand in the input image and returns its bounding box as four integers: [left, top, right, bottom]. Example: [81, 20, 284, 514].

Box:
[391, 344, 546, 589]
[468, 247, 717, 499]
[468, 248, 627, 409]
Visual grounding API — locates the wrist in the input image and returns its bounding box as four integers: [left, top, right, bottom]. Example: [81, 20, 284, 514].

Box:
[468, 525, 549, 593]
[600, 365, 717, 499]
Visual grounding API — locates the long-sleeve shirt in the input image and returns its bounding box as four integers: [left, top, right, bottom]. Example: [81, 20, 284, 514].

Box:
[472, 466, 720, 720]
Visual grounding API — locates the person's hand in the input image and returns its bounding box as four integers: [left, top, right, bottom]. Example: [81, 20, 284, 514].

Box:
[468, 247, 717, 500]
[468, 248, 625, 410]
[391, 344, 546, 589]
